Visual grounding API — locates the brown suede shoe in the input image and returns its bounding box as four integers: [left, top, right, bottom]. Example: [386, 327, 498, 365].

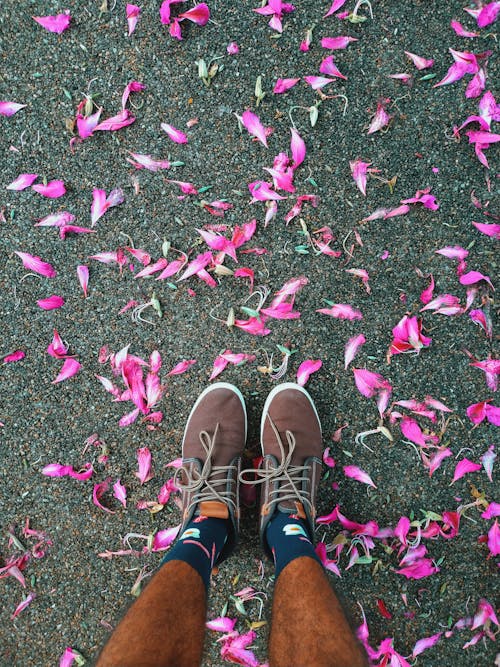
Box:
[175, 383, 247, 564]
[240, 383, 323, 558]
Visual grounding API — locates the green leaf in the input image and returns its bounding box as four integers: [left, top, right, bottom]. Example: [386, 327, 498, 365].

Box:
[355, 556, 373, 565]
[62, 88, 72, 101]
[419, 73, 437, 81]
[240, 306, 261, 318]
[294, 245, 309, 254]
[198, 185, 213, 194]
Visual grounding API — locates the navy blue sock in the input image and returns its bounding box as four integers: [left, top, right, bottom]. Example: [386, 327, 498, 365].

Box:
[160, 516, 228, 591]
[266, 510, 321, 579]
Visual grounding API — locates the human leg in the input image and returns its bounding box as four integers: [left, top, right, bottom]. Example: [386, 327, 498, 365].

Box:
[97, 383, 247, 667]
[241, 383, 367, 667]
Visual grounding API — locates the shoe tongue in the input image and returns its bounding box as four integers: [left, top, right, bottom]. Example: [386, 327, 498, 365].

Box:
[197, 500, 229, 520]
[277, 500, 306, 519]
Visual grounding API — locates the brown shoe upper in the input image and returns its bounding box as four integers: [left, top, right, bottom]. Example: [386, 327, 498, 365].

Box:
[258, 384, 323, 557]
[176, 384, 247, 564]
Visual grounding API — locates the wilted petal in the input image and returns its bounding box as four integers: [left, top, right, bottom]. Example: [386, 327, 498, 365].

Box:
[206, 617, 237, 633]
[167, 359, 197, 376]
[3, 350, 25, 364]
[296, 359, 322, 386]
[15, 251, 56, 278]
[459, 270, 494, 290]
[94, 109, 135, 131]
[487, 520, 500, 556]
[52, 358, 81, 384]
[42, 463, 72, 477]
[135, 447, 153, 484]
[349, 159, 370, 196]
[59, 647, 84, 667]
[93, 478, 115, 513]
[367, 99, 392, 134]
[6, 173, 38, 190]
[450, 20, 479, 38]
[11, 592, 36, 619]
[352, 368, 391, 399]
[273, 78, 300, 93]
[472, 220, 500, 239]
[303, 75, 335, 90]
[412, 633, 442, 658]
[317, 303, 363, 320]
[405, 51, 434, 70]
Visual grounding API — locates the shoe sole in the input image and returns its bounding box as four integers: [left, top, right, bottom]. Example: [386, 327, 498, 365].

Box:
[260, 382, 322, 452]
[182, 382, 248, 454]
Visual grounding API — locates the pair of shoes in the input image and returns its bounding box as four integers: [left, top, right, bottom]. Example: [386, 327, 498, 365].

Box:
[175, 382, 323, 565]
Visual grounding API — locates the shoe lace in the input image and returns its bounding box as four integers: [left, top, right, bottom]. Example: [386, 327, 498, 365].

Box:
[174, 424, 238, 517]
[239, 417, 314, 515]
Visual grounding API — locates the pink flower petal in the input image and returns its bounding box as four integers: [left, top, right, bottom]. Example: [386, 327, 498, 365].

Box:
[37, 295, 64, 310]
[319, 55, 347, 80]
[6, 173, 38, 190]
[126, 4, 141, 36]
[113, 479, 127, 507]
[412, 633, 442, 658]
[161, 122, 188, 144]
[32, 180, 66, 198]
[273, 78, 300, 94]
[472, 220, 500, 239]
[3, 350, 25, 364]
[450, 20, 479, 37]
[94, 109, 136, 131]
[11, 592, 36, 619]
[352, 368, 391, 399]
[303, 75, 335, 90]
[135, 447, 153, 484]
[33, 12, 71, 33]
[290, 128, 306, 169]
[367, 99, 392, 134]
[151, 525, 180, 551]
[227, 42, 239, 55]
[15, 251, 56, 277]
[0, 101, 27, 116]
[167, 359, 197, 376]
[52, 358, 81, 384]
[59, 647, 84, 667]
[487, 519, 500, 556]
[350, 159, 370, 196]
[206, 617, 237, 633]
[451, 458, 482, 484]
[93, 478, 115, 513]
[77, 265, 89, 297]
[459, 270, 494, 290]
[178, 3, 210, 25]
[317, 304, 363, 320]
[477, 2, 500, 27]
[324, 0, 348, 18]
[321, 36, 358, 50]
[240, 110, 268, 147]
[344, 465, 376, 488]
[296, 359, 322, 387]
[344, 334, 366, 369]
[404, 51, 434, 70]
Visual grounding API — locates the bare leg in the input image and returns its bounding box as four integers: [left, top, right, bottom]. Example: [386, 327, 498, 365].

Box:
[269, 557, 367, 667]
[96, 561, 206, 667]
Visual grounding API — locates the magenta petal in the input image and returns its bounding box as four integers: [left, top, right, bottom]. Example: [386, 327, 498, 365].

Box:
[273, 78, 300, 93]
[15, 251, 56, 278]
[42, 463, 72, 477]
[178, 3, 210, 25]
[161, 122, 188, 144]
[152, 525, 180, 551]
[451, 458, 482, 484]
[206, 617, 237, 633]
[77, 265, 89, 297]
[240, 110, 268, 147]
[487, 519, 500, 556]
[59, 647, 84, 667]
[344, 334, 366, 369]
[3, 350, 25, 363]
[135, 447, 153, 484]
[323, 0, 348, 18]
[37, 295, 64, 310]
[290, 128, 306, 169]
[126, 4, 141, 35]
[477, 2, 500, 27]
[296, 359, 322, 387]
[52, 358, 81, 384]
[11, 592, 36, 619]
[94, 109, 135, 131]
[167, 359, 197, 376]
[33, 12, 71, 33]
[113, 479, 127, 507]
[32, 180, 66, 198]
[92, 478, 115, 513]
[459, 270, 494, 290]
[412, 633, 442, 658]
[6, 173, 38, 190]
[343, 465, 377, 488]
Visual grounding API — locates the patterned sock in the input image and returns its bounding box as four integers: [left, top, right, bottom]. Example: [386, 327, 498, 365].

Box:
[160, 516, 228, 591]
[266, 510, 321, 580]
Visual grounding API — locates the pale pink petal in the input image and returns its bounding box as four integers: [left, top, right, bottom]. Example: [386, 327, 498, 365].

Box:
[319, 55, 347, 80]
[77, 265, 89, 297]
[113, 479, 127, 507]
[127, 152, 171, 171]
[296, 359, 322, 387]
[349, 159, 370, 196]
[240, 110, 268, 147]
[161, 122, 188, 144]
[323, 447, 336, 468]
[206, 617, 237, 632]
[119, 407, 141, 427]
[404, 51, 434, 70]
[52, 358, 81, 384]
[303, 75, 335, 90]
[37, 295, 64, 310]
[33, 12, 71, 33]
[344, 334, 366, 369]
[178, 3, 210, 25]
[435, 245, 469, 260]
[6, 173, 38, 190]
[273, 78, 300, 93]
[367, 99, 392, 134]
[167, 359, 197, 376]
[317, 304, 363, 320]
[15, 251, 56, 277]
[352, 368, 391, 399]
[126, 4, 141, 36]
[32, 180, 66, 198]
[42, 463, 72, 477]
[76, 108, 102, 139]
[0, 101, 26, 116]
[227, 42, 239, 55]
[3, 350, 25, 363]
[121, 81, 145, 110]
[412, 633, 442, 658]
[11, 592, 35, 619]
[135, 447, 153, 484]
[481, 445, 496, 481]
[344, 465, 376, 488]
[451, 458, 482, 484]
